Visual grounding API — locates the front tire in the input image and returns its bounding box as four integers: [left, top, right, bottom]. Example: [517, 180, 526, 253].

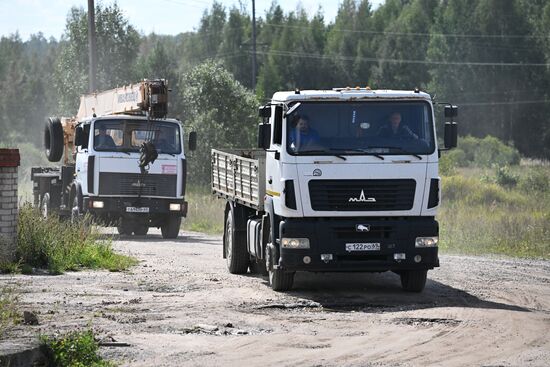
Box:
[161, 216, 181, 239]
[117, 218, 132, 235]
[269, 269, 295, 291]
[400, 270, 428, 292]
[133, 225, 149, 236]
[70, 193, 82, 223]
[40, 193, 50, 219]
[266, 240, 294, 291]
[224, 207, 249, 274]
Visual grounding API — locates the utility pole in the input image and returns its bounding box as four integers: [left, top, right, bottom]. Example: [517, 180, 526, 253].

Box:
[87, 0, 97, 93]
[251, 0, 257, 91]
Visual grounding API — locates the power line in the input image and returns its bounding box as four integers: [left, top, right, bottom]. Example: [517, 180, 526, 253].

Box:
[262, 22, 550, 40]
[253, 49, 550, 67]
[458, 99, 550, 106]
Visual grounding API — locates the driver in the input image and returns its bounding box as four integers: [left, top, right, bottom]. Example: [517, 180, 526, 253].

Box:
[94, 126, 116, 148]
[155, 128, 175, 153]
[377, 112, 418, 139]
[288, 114, 320, 151]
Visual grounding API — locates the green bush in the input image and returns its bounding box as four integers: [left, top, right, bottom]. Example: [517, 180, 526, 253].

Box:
[456, 135, 521, 167]
[518, 167, 549, 193]
[439, 152, 458, 176]
[442, 175, 524, 207]
[16, 204, 136, 274]
[180, 61, 259, 185]
[41, 329, 115, 367]
[0, 287, 19, 338]
[440, 170, 549, 259]
[494, 165, 519, 188]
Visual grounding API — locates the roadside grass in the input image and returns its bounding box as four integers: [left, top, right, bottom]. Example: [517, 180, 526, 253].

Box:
[438, 165, 550, 259]
[0, 286, 19, 338]
[41, 329, 115, 367]
[12, 204, 137, 274]
[182, 163, 549, 259]
[183, 185, 224, 234]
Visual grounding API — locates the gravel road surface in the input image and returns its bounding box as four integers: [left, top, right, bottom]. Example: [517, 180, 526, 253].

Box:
[2, 229, 549, 366]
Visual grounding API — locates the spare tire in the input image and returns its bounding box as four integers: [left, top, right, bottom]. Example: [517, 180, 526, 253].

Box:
[44, 117, 64, 162]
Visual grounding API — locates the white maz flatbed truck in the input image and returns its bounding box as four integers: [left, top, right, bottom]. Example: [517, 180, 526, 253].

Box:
[32, 79, 196, 238]
[212, 87, 457, 292]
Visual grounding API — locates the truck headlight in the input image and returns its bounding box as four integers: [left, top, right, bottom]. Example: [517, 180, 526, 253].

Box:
[281, 238, 310, 249]
[92, 201, 104, 209]
[415, 236, 438, 248]
[169, 203, 181, 211]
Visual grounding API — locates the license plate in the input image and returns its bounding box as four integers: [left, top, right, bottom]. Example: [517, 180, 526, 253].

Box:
[345, 243, 381, 252]
[126, 207, 149, 213]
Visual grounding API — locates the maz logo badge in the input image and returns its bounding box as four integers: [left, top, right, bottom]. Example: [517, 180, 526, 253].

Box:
[349, 190, 376, 203]
[356, 224, 371, 232]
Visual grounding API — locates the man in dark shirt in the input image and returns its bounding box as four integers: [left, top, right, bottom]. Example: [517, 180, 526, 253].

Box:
[94, 126, 116, 148]
[378, 112, 418, 139]
[288, 114, 320, 151]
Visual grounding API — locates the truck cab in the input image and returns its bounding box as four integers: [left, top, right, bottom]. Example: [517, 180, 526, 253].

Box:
[32, 79, 196, 239]
[74, 115, 190, 237]
[213, 87, 457, 292]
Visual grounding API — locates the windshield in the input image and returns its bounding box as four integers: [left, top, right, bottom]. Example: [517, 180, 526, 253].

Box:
[286, 101, 435, 156]
[94, 119, 181, 154]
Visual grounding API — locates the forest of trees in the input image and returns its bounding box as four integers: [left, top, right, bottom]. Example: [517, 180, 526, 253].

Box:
[1, 0, 549, 160]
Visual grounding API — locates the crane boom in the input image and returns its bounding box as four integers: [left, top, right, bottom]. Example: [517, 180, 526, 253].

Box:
[76, 79, 168, 120]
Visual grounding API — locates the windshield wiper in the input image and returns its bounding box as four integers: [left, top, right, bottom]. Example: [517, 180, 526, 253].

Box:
[384, 146, 422, 160]
[299, 149, 347, 161]
[346, 148, 385, 160]
[362, 146, 423, 160]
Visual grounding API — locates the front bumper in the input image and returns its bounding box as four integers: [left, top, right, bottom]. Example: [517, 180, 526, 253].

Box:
[278, 217, 439, 272]
[83, 196, 188, 217]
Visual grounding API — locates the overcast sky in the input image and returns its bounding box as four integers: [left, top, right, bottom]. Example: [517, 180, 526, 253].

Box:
[1, 0, 385, 41]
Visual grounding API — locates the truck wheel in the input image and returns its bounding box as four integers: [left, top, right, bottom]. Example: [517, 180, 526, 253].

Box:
[161, 216, 181, 239]
[266, 244, 294, 291]
[117, 219, 133, 235]
[400, 270, 428, 292]
[40, 193, 50, 219]
[70, 193, 82, 223]
[44, 117, 64, 162]
[269, 269, 295, 291]
[133, 225, 149, 236]
[224, 209, 249, 274]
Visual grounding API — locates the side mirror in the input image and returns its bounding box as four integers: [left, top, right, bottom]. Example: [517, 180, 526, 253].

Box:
[258, 123, 271, 150]
[444, 105, 458, 118]
[188, 131, 197, 151]
[75, 126, 84, 146]
[444, 122, 458, 149]
[258, 105, 271, 118]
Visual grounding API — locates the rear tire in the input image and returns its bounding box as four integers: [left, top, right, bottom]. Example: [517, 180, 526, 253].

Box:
[44, 117, 64, 162]
[224, 208, 249, 274]
[400, 270, 428, 292]
[161, 216, 181, 239]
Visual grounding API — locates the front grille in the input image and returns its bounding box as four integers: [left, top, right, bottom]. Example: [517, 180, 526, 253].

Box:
[99, 173, 177, 197]
[334, 225, 392, 240]
[309, 179, 416, 211]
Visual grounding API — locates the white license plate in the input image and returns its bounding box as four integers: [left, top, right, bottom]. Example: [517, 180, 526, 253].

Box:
[345, 243, 381, 252]
[126, 207, 149, 213]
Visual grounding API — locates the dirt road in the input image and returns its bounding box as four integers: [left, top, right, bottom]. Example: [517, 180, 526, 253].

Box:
[2, 229, 549, 366]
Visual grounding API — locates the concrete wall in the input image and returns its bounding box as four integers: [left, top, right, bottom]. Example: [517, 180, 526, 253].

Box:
[0, 149, 20, 263]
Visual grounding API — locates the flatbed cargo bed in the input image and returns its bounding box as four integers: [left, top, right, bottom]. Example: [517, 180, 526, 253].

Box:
[211, 149, 266, 210]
